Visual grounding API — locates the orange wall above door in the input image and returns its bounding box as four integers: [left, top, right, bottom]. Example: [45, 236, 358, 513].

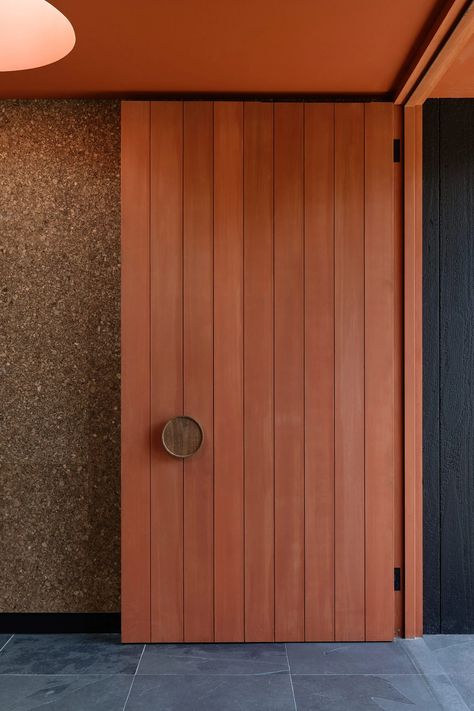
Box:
[0, 0, 449, 98]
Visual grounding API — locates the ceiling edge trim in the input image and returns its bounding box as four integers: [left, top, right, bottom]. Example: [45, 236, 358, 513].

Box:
[394, 0, 470, 104]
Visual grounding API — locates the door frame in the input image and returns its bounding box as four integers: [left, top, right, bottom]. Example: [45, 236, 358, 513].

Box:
[398, 0, 474, 637]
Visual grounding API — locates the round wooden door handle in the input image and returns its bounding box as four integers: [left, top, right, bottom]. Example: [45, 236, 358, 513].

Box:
[161, 416, 204, 458]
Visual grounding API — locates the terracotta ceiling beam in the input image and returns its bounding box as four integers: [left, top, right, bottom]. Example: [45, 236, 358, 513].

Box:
[394, 0, 470, 104]
[405, 0, 474, 105]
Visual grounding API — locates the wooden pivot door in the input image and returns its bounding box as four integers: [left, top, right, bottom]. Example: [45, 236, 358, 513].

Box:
[122, 100, 403, 643]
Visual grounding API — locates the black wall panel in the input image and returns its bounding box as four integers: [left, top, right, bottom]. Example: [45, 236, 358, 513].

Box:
[424, 99, 474, 633]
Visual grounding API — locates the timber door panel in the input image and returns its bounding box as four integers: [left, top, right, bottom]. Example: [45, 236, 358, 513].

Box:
[182, 102, 214, 642]
[214, 102, 245, 642]
[150, 102, 184, 642]
[274, 104, 305, 642]
[121, 100, 401, 643]
[304, 103, 335, 642]
[334, 104, 365, 641]
[243, 102, 275, 642]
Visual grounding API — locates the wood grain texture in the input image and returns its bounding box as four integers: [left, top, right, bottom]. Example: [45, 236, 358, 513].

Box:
[150, 102, 184, 642]
[438, 101, 474, 633]
[334, 103, 365, 642]
[304, 103, 335, 642]
[393, 106, 405, 638]
[274, 103, 305, 641]
[213, 102, 245, 641]
[243, 102, 275, 642]
[404, 104, 424, 638]
[422, 100, 440, 635]
[121, 101, 151, 642]
[183, 101, 214, 642]
[364, 103, 395, 641]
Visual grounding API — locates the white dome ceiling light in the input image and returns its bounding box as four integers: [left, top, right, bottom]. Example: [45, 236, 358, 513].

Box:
[0, 0, 75, 72]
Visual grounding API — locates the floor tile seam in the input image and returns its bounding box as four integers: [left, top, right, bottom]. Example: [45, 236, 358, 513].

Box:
[0, 672, 136, 677]
[133, 670, 290, 676]
[425, 640, 474, 652]
[134, 644, 147, 675]
[394, 640, 425, 675]
[142, 652, 287, 665]
[0, 635, 14, 653]
[447, 672, 474, 677]
[289, 672, 432, 677]
[123, 644, 146, 711]
[285, 644, 298, 711]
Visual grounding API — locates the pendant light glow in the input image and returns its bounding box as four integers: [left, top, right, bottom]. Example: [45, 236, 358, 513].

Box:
[0, 0, 75, 71]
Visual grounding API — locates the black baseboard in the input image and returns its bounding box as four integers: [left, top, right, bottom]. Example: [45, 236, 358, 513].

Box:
[0, 613, 120, 634]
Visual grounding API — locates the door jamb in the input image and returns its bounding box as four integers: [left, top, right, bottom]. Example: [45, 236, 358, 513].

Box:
[400, 0, 473, 638]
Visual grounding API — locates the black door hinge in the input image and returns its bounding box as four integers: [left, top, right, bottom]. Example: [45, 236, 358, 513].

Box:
[394, 567, 401, 591]
[393, 139, 401, 163]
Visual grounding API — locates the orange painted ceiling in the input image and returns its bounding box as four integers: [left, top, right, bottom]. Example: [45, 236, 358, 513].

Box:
[0, 0, 448, 98]
[430, 36, 474, 96]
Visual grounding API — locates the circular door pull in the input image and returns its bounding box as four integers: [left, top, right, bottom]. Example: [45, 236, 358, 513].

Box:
[162, 416, 203, 458]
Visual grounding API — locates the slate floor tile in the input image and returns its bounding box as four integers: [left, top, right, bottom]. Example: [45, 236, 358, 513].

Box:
[0, 635, 14, 652]
[126, 673, 295, 710]
[447, 674, 474, 710]
[424, 635, 474, 675]
[286, 641, 416, 675]
[137, 643, 288, 675]
[0, 674, 133, 711]
[291, 673, 461, 711]
[0, 634, 143, 675]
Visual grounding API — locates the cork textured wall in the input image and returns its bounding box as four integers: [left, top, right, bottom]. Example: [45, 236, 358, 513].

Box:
[0, 100, 120, 612]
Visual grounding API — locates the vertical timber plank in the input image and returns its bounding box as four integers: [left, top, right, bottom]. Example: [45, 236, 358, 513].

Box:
[404, 105, 423, 638]
[439, 101, 474, 633]
[304, 103, 335, 641]
[150, 102, 184, 642]
[274, 103, 305, 641]
[422, 101, 440, 635]
[243, 102, 275, 642]
[214, 102, 245, 641]
[393, 106, 405, 637]
[183, 101, 214, 642]
[334, 104, 365, 642]
[364, 103, 395, 641]
[121, 101, 151, 642]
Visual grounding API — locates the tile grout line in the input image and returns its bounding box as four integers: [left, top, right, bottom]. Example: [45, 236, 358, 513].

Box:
[0, 634, 14, 653]
[122, 644, 146, 711]
[285, 644, 298, 711]
[0, 672, 446, 678]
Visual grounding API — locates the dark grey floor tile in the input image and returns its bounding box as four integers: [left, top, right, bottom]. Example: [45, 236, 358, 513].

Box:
[292, 674, 464, 711]
[448, 674, 474, 710]
[0, 635, 13, 651]
[0, 674, 132, 711]
[0, 634, 143, 675]
[425, 636, 474, 652]
[286, 641, 416, 675]
[424, 636, 474, 675]
[400, 638, 447, 676]
[126, 673, 295, 710]
[137, 643, 288, 675]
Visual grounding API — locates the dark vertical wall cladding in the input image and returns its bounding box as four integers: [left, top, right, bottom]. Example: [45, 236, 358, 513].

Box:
[424, 99, 474, 633]
[0, 100, 121, 612]
[423, 100, 440, 634]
